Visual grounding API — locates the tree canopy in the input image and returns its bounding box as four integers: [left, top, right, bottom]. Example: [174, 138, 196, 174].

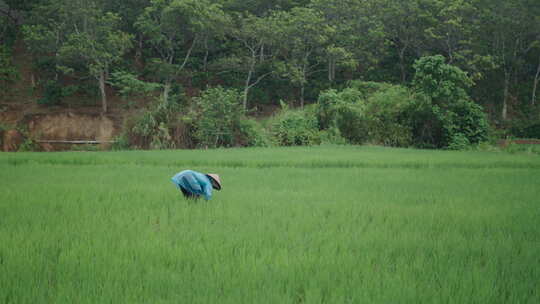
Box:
[0, 0, 538, 122]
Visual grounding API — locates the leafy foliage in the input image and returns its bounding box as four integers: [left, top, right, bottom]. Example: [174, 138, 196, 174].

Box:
[406, 56, 488, 149]
[37, 80, 78, 106]
[270, 103, 321, 146]
[0, 46, 19, 93]
[412, 55, 473, 105]
[236, 118, 270, 147]
[317, 84, 412, 146]
[191, 86, 244, 148]
[4, 0, 540, 147]
[109, 71, 161, 104]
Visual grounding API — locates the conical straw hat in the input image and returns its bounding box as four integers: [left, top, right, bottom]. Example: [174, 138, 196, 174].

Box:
[206, 174, 222, 190]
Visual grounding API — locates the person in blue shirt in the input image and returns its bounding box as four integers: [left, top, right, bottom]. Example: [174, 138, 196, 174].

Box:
[171, 170, 222, 200]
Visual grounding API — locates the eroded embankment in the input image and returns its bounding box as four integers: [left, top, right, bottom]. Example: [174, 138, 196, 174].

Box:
[1, 111, 119, 151]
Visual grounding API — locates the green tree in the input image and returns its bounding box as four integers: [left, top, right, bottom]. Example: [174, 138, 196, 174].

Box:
[271, 7, 333, 106]
[221, 0, 308, 16]
[412, 55, 473, 106]
[0, 45, 19, 94]
[310, 0, 384, 84]
[375, 0, 432, 83]
[58, 12, 132, 113]
[135, 0, 229, 104]
[225, 13, 276, 110]
[23, 0, 132, 112]
[472, 0, 537, 120]
[424, 0, 476, 66]
[191, 86, 244, 148]
[410, 55, 488, 148]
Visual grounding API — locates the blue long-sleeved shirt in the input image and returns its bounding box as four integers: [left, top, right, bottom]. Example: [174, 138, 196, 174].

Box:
[171, 170, 213, 200]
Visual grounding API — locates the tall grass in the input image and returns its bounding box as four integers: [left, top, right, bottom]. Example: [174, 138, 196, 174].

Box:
[2, 145, 540, 169]
[1, 146, 539, 303]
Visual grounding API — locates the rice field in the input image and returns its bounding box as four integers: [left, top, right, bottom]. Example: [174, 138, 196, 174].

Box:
[1, 145, 539, 303]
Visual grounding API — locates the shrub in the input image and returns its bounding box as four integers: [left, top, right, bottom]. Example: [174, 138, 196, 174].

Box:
[270, 103, 321, 146]
[363, 86, 413, 147]
[447, 133, 471, 150]
[403, 97, 446, 149]
[510, 119, 540, 139]
[334, 101, 368, 144]
[317, 88, 362, 129]
[111, 134, 131, 151]
[347, 81, 394, 99]
[319, 126, 347, 145]
[37, 80, 78, 106]
[18, 138, 39, 152]
[38, 80, 64, 106]
[406, 55, 489, 149]
[404, 97, 489, 149]
[191, 87, 244, 148]
[236, 118, 270, 147]
[120, 95, 185, 150]
[450, 99, 489, 144]
[316, 83, 412, 146]
[412, 55, 473, 105]
[0, 46, 19, 95]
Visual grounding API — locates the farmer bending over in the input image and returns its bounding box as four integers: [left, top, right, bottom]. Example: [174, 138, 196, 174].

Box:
[171, 170, 221, 200]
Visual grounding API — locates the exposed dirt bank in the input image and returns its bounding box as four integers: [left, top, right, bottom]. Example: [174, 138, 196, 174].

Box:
[1, 107, 120, 151]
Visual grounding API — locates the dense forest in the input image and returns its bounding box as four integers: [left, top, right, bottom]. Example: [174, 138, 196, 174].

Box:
[1, 0, 539, 149]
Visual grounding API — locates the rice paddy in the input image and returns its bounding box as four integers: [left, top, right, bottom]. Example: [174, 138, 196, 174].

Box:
[1, 146, 539, 303]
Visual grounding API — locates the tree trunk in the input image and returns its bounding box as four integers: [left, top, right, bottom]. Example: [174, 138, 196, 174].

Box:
[243, 51, 258, 111]
[135, 35, 144, 68]
[328, 58, 336, 84]
[99, 71, 107, 113]
[243, 85, 250, 111]
[203, 38, 209, 72]
[242, 86, 250, 111]
[502, 72, 510, 120]
[243, 58, 255, 111]
[300, 84, 305, 108]
[532, 55, 540, 106]
[398, 47, 407, 83]
[163, 80, 171, 104]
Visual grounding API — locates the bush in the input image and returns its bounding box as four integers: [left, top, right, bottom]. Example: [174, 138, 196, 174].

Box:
[447, 133, 470, 150]
[333, 101, 368, 144]
[191, 87, 244, 148]
[236, 118, 270, 147]
[363, 86, 413, 147]
[111, 134, 131, 151]
[37, 80, 78, 106]
[319, 126, 347, 145]
[347, 81, 394, 99]
[316, 83, 412, 146]
[118, 86, 267, 150]
[120, 95, 185, 150]
[404, 97, 489, 149]
[38, 80, 64, 106]
[18, 138, 39, 152]
[406, 55, 489, 149]
[270, 103, 321, 146]
[0, 46, 19, 94]
[412, 55, 473, 105]
[450, 99, 489, 144]
[317, 88, 362, 129]
[510, 119, 540, 139]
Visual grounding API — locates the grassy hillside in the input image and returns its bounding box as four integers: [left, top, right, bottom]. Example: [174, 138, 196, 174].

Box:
[1, 146, 539, 303]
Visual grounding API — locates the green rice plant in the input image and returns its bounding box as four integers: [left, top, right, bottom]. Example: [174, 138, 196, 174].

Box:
[0, 147, 539, 303]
